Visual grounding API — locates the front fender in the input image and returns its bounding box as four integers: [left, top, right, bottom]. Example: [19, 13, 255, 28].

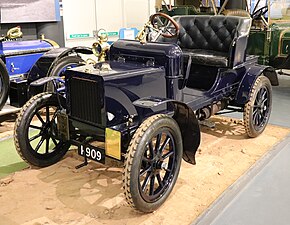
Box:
[59, 46, 93, 57]
[27, 46, 93, 83]
[134, 96, 201, 165]
[235, 65, 278, 105]
[46, 46, 93, 77]
[29, 76, 64, 96]
[30, 76, 63, 87]
[27, 48, 68, 83]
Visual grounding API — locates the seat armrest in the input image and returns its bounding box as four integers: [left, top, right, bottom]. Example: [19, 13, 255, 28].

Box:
[229, 17, 252, 68]
[229, 35, 250, 68]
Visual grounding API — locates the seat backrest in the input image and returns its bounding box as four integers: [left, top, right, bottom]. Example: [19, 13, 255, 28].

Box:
[173, 15, 251, 54]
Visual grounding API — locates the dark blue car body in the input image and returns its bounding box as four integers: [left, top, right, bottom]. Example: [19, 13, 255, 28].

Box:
[64, 38, 277, 160]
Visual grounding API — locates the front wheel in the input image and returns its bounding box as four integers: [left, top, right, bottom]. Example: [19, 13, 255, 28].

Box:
[243, 75, 272, 137]
[123, 114, 183, 213]
[14, 92, 70, 167]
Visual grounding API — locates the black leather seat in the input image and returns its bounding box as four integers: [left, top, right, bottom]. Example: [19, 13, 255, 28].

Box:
[182, 48, 229, 67]
[160, 15, 252, 68]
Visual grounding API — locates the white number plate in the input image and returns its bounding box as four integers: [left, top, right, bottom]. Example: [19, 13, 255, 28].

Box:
[78, 144, 105, 164]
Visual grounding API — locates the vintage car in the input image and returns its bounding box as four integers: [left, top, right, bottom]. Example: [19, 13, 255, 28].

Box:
[246, 0, 290, 70]
[159, 0, 290, 71]
[14, 13, 278, 212]
[0, 27, 58, 110]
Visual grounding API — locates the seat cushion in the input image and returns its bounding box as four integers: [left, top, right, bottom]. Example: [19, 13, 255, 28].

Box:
[182, 49, 228, 67]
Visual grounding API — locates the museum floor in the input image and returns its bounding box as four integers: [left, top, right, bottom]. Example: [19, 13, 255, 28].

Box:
[193, 74, 290, 225]
[0, 75, 289, 225]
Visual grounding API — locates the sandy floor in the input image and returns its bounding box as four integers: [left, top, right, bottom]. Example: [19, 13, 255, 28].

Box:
[0, 116, 289, 225]
[0, 114, 17, 140]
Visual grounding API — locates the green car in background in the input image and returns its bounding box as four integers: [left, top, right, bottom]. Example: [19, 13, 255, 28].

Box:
[247, 0, 290, 69]
[158, 0, 290, 71]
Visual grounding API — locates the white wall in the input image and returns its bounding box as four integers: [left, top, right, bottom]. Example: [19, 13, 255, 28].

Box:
[62, 0, 97, 47]
[62, 0, 156, 47]
[95, 0, 124, 42]
[124, 0, 152, 29]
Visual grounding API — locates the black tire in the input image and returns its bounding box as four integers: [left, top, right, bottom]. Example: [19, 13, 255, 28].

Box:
[46, 55, 83, 92]
[0, 59, 9, 111]
[123, 114, 183, 213]
[14, 92, 70, 167]
[243, 75, 272, 137]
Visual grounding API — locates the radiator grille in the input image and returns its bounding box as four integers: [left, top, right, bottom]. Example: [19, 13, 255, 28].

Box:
[69, 77, 102, 124]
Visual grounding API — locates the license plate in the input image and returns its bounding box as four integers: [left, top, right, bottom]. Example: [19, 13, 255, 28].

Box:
[78, 144, 105, 164]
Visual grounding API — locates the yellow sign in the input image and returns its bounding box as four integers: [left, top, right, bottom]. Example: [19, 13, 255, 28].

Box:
[105, 128, 121, 160]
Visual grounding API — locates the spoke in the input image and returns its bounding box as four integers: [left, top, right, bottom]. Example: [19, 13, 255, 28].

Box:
[140, 166, 151, 177]
[148, 141, 155, 158]
[34, 136, 45, 152]
[156, 16, 165, 27]
[256, 112, 262, 125]
[149, 175, 155, 196]
[261, 89, 267, 99]
[50, 109, 58, 122]
[142, 156, 151, 163]
[156, 173, 164, 188]
[261, 97, 268, 106]
[155, 134, 161, 152]
[141, 172, 151, 192]
[35, 112, 45, 125]
[165, 26, 175, 36]
[164, 168, 172, 173]
[143, 148, 149, 161]
[254, 100, 259, 107]
[29, 133, 42, 142]
[159, 135, 170, 153]
[45, 136, 50, 154]
[256, 90, 261, 101]
[253, 107, 259, 116]
[258, 112, 263, 124]
[29, 125, 42, 130]
[46, 106, 50, 122]
[258, 89, 264, 101]
[253, 112, 259, 126]
[51, 136, 58, 146]
[162, 150, 174, 160]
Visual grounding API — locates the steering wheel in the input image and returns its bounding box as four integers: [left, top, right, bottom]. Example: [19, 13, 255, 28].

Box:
[150, 12, 179, 38]
[251, 5, 268, 20]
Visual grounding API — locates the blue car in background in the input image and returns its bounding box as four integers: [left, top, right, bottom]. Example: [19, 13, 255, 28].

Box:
[0, 27, 90, 111]
[0, 32, 58, 110]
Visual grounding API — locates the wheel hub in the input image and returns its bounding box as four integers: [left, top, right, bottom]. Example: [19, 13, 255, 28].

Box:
[151, 159, 163, 170]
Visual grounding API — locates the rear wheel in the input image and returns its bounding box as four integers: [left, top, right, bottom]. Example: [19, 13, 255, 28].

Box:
[123, 114, 183, 212]
[14, 92, 70, 167]
[0, 59, 9, 110]
[243, 75, 272, 137]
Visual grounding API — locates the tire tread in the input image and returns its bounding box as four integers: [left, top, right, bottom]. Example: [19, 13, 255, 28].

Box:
[14, 92, 51, 165]
[243, 75, 272, 137]
[123, 114, 168, 209]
